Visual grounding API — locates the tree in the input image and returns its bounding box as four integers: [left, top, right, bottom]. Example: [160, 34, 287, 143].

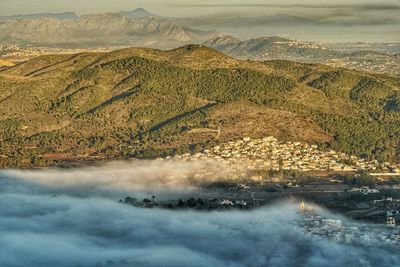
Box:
[186, 197, 197, 208]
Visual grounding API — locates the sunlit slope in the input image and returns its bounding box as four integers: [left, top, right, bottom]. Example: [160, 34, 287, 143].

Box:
[0, 45, 399, 167]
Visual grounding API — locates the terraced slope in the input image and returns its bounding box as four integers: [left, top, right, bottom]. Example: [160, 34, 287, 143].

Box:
[0, 45, 399, 167]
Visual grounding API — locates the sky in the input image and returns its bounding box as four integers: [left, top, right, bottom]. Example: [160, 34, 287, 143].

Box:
[0, 0, 399, 17]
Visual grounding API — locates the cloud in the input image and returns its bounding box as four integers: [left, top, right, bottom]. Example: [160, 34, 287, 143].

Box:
[1, 160, 240, 197]
[171, 2, 400, 26]
[0, 161, 399, 267]
[172, 3, 400, 10]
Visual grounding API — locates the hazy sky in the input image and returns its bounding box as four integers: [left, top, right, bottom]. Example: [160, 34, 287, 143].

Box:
[0, 0, 399, 17]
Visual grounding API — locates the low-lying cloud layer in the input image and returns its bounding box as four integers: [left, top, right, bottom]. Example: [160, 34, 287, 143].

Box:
[2, 160, 238, 197]
[0, 161, 399, 267]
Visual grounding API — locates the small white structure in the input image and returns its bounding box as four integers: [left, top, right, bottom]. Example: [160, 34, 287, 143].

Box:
[387, 217, 396, 228]
[220, 199, 234, 206]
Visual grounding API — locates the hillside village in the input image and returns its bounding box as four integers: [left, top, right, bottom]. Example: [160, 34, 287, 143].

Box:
[0, 45, 115, 65]
[297, 205, 400, 245]
[164, 136, 400, 175]
[326, 54, 400, 77]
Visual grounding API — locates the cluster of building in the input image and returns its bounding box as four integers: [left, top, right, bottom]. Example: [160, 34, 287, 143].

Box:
[274, 40, 329, 50]
[372, 197, 400, 230]
[326, 56, 399, 76]
[297, 202, 400, 245]
[0, 45, 116, 61]
[374, 197, 400, 209]
[166, 136, 400, 175]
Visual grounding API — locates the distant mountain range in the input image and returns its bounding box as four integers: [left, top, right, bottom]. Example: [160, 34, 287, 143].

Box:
[2, 8, 397, 48]
[0, 12, 78, 21]
[204, 35, 400, 63]
[0, 11, 219, 48]
[204, 36, 340, 60]
[0, 8, 331, 48]
[0, 8, 316, 27]
[0, 8, 155, 22]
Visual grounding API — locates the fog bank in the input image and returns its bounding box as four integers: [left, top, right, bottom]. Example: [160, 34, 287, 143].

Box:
[2, 160, 237, 197]
[0, 161, 399, 267]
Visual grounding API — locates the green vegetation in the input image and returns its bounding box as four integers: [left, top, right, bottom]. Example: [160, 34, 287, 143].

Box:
[0, 119, 22, 140]
[338, 170, 377, 188]
[0, 45, 399, 167]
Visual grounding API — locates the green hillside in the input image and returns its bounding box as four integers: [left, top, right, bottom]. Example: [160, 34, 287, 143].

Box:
[0, 45, 399, 167]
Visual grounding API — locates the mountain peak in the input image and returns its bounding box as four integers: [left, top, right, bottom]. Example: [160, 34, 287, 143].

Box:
[134, 7, 148, 13]
[204, 35, 241, 48]
[122, 7, 155, 18]
[256, 36, 291, 42]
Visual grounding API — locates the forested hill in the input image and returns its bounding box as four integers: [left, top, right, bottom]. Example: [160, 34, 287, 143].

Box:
[0, 45, 399, 167]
